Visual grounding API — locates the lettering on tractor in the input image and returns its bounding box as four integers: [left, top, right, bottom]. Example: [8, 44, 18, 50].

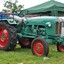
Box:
[0, 13, 64, 56]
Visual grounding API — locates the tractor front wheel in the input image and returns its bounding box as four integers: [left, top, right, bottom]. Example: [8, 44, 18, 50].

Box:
[57, 43, 64, 52]
[31, 37, 49, 56]
[0, 22, 17, 51]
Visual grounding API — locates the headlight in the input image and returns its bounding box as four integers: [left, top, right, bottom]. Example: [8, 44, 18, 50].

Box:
[46, 22, 51, 27]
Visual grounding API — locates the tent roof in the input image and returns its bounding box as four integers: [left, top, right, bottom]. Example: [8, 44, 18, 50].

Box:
[20, 0, 64, 15]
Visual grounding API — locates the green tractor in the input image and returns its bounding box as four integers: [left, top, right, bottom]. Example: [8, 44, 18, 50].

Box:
[0, 14, 64, 56]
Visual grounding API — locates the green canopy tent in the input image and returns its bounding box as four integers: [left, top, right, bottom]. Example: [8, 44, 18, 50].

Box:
[20, 0, 64, 16]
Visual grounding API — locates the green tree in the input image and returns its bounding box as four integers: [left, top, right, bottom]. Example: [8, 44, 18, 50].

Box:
[2, 0, 23, 13]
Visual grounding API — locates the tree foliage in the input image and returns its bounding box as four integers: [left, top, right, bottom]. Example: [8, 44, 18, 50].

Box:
[2, 0, 23, 13]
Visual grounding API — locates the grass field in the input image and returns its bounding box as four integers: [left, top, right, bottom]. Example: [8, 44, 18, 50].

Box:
[0, 44, 64, 64]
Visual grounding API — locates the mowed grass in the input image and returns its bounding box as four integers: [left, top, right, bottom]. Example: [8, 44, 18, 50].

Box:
[0, 44, 64, 64]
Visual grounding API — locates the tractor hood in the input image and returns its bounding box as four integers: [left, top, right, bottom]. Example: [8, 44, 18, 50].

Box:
[26, 16, 62, 36]
[26, 16, 58, 25]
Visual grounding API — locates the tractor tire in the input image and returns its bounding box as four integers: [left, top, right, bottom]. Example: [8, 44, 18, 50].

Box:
[31, 37, 49, 56]
[57, 43, 64, 52]
[19, 38, 32, 48]
[0, 22, 17, 51]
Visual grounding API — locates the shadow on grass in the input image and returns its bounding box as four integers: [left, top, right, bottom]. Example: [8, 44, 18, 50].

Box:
[14, 47, 31, 53]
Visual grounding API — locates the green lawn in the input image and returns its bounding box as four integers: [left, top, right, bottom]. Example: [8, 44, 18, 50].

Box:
[0, 45, 64, 64]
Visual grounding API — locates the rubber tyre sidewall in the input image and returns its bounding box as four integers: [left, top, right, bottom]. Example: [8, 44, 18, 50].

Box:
[31, 37, 49, 56]
[0, 22, 16, 51]
[57, 43, 64, 52]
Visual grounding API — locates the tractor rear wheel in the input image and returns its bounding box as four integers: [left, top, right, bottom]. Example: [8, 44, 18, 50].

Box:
[0, 22, 17, 51]
[19, 38, 32, 48]
[31, 37, 49, 56]
[57, 43, 64, 52]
